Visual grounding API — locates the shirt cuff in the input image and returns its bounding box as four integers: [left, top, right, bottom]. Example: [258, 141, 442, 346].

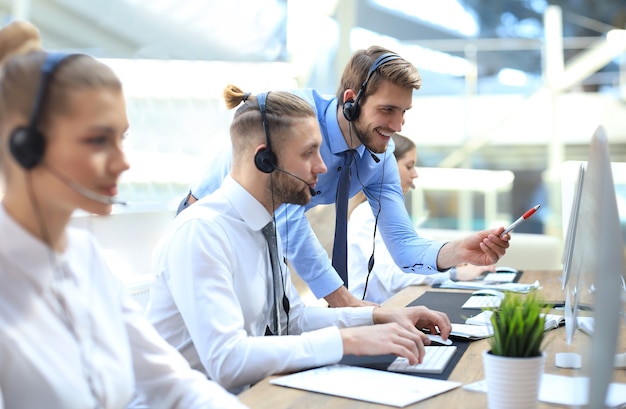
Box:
[303, 326, 344, 366]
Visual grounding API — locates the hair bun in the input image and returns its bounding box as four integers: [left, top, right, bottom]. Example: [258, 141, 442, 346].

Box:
[0, 20, 42, 64]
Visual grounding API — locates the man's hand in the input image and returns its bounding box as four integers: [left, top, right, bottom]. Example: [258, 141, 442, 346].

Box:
[324, 285, 379, 307]
[340, 322, 428, 365]
[438, 227, 511, 269]
[372, 305, 452, 340]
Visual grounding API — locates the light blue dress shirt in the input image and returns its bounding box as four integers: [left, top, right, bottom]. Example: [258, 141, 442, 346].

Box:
[188, 89, 444, 298]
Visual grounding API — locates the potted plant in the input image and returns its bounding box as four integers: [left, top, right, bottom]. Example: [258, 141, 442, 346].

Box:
[482, 291, 548, 409]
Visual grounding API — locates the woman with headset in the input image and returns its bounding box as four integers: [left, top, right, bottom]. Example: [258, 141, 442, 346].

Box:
[347, 133, 494, 304]
[0, 21, 247, 408]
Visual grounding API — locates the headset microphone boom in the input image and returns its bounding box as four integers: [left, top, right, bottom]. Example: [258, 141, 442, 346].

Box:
[44, 164, 127, 205]
[274, 166, 318, 197]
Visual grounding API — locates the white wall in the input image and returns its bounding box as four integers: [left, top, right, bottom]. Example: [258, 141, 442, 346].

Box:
[70, 210, 175, 282]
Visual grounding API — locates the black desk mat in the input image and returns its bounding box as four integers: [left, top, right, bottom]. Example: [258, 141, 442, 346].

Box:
[407, 290, 482, 323]
[339, 291, 484, 380]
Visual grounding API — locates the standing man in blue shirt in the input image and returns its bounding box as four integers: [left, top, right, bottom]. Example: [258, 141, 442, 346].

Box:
[179, 45, 511, 307]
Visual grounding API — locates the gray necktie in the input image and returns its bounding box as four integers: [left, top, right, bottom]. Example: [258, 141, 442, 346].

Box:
[261, 221, 283, 335]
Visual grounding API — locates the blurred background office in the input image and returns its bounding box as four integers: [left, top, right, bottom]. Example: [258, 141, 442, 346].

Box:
[2, 0, 625, 281]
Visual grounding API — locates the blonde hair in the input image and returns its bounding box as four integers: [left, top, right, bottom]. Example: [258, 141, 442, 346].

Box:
[0, 20, 122, 174]
[0, 20, 42, 64]
[223, 84, 315, 167]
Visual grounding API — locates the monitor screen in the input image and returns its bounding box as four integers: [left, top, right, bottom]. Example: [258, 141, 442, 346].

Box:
[561, 162, 584, 292]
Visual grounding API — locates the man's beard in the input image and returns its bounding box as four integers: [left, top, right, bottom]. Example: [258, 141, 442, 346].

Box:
[351, 120, 387, 154]
[269, 171, 310, 206]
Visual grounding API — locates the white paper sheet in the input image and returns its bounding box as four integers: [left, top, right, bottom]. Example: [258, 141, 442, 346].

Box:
[270, 364, 461, 407]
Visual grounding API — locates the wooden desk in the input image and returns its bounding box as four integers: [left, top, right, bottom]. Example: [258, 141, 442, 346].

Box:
[239, 271, 625, 408]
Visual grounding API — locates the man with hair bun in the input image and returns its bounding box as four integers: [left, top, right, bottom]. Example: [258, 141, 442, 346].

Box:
[179, 46, 512, 308]
[143, 84, 452, 394]
[0, 21, 248, 408]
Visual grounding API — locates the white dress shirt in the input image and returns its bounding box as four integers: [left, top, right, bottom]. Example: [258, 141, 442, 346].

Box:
[0, 204, 247, 409]
[348, 201, 449, 304]
[147, 176, 375, 393]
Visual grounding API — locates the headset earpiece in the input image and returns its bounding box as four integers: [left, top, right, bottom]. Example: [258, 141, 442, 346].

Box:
[254, 91, 277, 174]
[342, 99, 357, 122]
[342, 52, 401, 123]
[9, 126, 46, 169]
[8, 52, 76, 170]
[254, 147, 277, 174]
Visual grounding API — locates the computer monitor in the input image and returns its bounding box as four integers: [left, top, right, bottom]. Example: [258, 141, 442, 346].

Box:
[561, 125, 626, 407]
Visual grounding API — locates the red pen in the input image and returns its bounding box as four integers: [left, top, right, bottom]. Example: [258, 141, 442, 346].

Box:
[500, 204, 541, 236]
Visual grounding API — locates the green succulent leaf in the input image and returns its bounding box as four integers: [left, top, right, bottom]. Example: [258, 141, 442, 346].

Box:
[488, 291, 547, 357]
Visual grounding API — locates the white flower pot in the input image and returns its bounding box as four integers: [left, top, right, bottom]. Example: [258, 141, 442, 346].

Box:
[482, 350, 546, 409]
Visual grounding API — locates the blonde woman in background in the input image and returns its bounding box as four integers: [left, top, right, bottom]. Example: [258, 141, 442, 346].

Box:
[0, 21, 247, 409]
[348, 133, 494, 304]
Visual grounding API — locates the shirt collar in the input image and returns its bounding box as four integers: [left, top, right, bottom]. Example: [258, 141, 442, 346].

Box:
[324, 98, 367, 158]
[221, 175, 273, 232]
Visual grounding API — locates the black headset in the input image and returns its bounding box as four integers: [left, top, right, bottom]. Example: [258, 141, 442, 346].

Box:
[342, 52, 400, 122]
[9, 52, 76, 170]
[254, 91, 278, 174]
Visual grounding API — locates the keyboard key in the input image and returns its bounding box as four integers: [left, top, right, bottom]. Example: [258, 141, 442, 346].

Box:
[387, 346, 457, 374]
